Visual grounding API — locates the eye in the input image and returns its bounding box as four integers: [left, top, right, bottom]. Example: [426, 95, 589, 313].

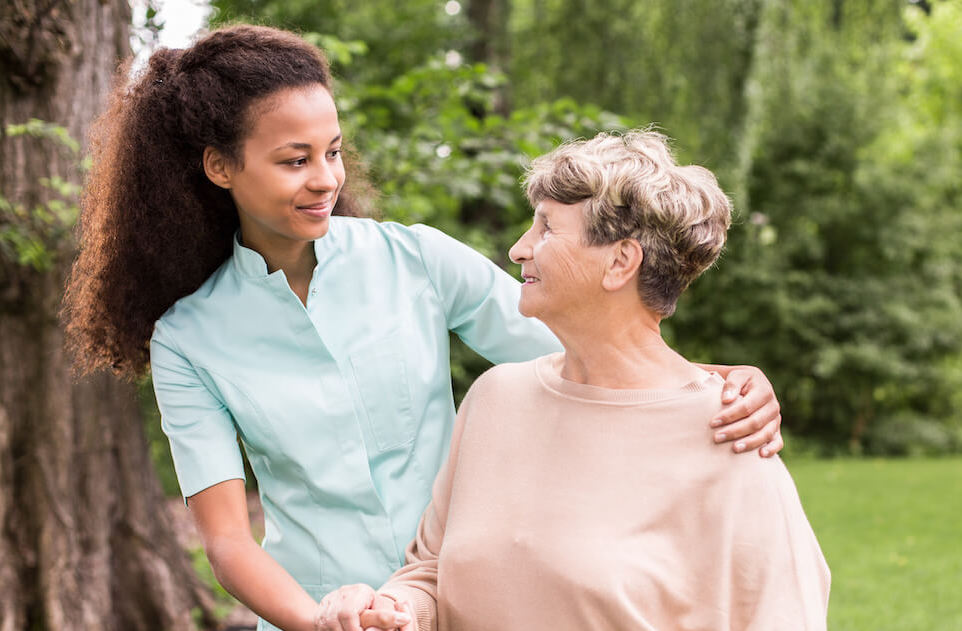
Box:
[284, 157, 308, 167]
[327, 148, 342, 160]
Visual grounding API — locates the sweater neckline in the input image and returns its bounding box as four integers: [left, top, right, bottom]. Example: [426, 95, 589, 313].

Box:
[535, 352, 722, 405]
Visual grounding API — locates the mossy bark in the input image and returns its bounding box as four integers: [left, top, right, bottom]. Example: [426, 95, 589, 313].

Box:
[0, 1, 216, 628]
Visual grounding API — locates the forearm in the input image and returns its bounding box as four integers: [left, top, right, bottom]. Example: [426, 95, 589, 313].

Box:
[206, 534, 318, 631]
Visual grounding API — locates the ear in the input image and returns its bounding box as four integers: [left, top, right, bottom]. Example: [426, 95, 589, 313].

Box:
[203, 146, 233, 189]
[601, 239, 643, 292]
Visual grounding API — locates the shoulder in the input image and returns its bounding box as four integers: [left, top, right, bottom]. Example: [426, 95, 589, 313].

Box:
[330, 217, 447, 261]
[402, 222, 492, 264]
[481, 357, 541, 386]
[152, 260, 233, 340]
[460, 357, 542, 406]
[331, 216, 425, 245]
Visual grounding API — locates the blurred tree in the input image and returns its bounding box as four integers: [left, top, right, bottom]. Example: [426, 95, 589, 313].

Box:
[508, 0, 762, 174]
[672, 0, 962, 453]
[0, 1, 216, 628]
[211, 0, 471, 85]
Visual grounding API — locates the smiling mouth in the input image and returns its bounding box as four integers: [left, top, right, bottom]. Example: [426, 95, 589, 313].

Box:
[295, 200, 334, 216]
[521, 274, 540, 284]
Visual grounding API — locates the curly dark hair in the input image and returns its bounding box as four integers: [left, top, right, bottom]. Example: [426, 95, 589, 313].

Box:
[63, 24, 374, 378]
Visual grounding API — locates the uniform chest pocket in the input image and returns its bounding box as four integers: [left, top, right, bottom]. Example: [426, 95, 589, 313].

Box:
[349, 342, 416, 452]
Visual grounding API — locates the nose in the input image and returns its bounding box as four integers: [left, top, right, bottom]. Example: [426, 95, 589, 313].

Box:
[509, 226, 534, 264]
[306, 159, 339, 192]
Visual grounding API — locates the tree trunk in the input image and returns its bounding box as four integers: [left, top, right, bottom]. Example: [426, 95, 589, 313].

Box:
[466, 0, 510, 114]
[0, 0, 217, 629]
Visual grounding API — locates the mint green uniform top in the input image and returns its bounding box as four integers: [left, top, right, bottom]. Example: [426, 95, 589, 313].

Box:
[150, 217, 561, 627]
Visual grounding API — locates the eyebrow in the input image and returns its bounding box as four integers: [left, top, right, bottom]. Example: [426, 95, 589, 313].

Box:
[272, 134, 342, 152]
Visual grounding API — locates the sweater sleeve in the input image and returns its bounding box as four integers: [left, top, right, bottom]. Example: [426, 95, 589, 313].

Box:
[733, 458, 831, 630]
[378, 375, 486, 631]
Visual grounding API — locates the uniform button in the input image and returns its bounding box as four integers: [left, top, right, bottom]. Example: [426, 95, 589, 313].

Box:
[310, 288, 318, 296]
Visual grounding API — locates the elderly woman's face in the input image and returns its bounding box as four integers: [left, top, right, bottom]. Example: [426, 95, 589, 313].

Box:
[508, 199, 610, 324]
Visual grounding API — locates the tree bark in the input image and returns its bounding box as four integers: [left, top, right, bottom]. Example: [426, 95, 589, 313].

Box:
[0, 0, 217, 629]
[465, 0, 510, 114]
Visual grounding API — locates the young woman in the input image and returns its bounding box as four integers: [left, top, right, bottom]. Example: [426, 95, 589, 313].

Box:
[65, 25, 784, 631]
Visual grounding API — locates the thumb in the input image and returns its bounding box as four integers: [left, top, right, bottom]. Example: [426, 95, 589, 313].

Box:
[721, 368, 751, 403]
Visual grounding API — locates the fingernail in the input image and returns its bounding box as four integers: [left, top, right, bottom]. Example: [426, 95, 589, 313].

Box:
[760, 447, 769, 457]
[395, 613, 412, 625]
[714, 432, 727, 443]
[723, 389, 737, 399]
[710, 419, 722, 427]
[734, 441, 746, 452]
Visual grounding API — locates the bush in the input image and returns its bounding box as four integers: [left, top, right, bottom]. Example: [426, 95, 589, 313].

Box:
[865, 415, 961, 457]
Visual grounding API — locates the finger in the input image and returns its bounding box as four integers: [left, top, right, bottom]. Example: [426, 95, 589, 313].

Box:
[336, 586, 377, 631]
[713, 401, 778, 446]
[323, 594, 353, 631]
[712, 382, 778, 428]
[398, 601, 417, 631]
[720, 368, 753, 404]
[360, 593, 397, 631]
[712, 396, 779, 443]
[314, 597, 337, 631]
[760, 428, 784, 458]
[359, 607, 411, 630]
[718, 416, 779, 454]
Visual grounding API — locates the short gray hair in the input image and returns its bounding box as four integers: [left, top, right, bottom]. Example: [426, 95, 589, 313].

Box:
[523, 129, 732, 316]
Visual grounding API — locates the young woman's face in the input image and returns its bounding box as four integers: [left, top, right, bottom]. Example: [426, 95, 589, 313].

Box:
[221, 84, 345, 257]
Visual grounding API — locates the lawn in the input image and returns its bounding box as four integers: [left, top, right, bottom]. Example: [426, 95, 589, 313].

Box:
[788, 457, 962, 630]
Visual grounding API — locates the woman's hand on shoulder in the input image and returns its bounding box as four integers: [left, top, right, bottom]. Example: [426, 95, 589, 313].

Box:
[314, 585, 412, 631]
[710, 365, 783, 458]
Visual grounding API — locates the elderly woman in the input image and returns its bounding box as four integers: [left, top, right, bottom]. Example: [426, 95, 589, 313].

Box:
[319, 130, 830, 631]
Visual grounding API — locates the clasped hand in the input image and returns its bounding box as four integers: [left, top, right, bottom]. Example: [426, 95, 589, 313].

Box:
[314, 584, 415, 631]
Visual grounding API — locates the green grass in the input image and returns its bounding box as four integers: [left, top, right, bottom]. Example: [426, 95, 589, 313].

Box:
[788, 457, 962, 630]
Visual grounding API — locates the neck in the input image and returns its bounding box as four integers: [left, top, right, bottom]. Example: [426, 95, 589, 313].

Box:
[240, 233, 317, 304]
[240, 231, 317, 279]
[262, 241, 316, 279]
[552, 300, 700, 389]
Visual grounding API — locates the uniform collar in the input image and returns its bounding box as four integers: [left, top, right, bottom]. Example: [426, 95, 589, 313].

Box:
[230, 219, 344, 280]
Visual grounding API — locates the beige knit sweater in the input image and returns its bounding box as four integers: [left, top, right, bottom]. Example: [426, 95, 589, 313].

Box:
[381, 354, 830, 630]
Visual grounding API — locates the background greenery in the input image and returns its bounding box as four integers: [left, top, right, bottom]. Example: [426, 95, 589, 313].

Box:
[191, 0, 962, 455]
[791, 456, 962, 629]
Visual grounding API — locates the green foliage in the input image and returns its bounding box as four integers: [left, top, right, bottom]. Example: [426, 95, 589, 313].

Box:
[0, 119, 83, 270]
[508, 0, 762, 173]
[672, 0, 962, 454]
[210, 0, 470, 86]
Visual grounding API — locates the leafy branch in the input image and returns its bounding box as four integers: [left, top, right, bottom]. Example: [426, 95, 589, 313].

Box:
[0, 119, 84, 270]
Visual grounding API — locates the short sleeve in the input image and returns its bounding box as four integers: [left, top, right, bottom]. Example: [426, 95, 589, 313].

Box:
[150, 321, 245, 500]
[411, 224, 561, 364]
